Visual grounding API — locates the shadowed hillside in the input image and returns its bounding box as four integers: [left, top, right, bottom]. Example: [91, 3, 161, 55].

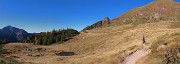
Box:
[0, 26, 36, 42]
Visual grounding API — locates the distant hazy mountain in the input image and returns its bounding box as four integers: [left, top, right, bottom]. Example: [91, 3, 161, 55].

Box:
[0, 26, 35, 42]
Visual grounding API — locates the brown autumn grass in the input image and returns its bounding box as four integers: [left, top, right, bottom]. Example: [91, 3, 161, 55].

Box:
[1, 21, 180, 64]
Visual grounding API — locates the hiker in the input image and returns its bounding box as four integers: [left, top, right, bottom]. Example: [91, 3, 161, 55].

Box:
[142, 35, 146, 49]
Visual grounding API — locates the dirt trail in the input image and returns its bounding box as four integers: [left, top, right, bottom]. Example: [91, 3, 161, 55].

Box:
[122, 49, 149, 64]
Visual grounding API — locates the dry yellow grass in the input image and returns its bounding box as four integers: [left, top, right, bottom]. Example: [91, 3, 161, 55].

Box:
[111, 0, 180, 26]
[136, 31, 180, 64]
[1, 21, 180, 64]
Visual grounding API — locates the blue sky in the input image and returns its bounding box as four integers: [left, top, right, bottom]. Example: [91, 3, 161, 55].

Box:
[0, 0, 179, 33]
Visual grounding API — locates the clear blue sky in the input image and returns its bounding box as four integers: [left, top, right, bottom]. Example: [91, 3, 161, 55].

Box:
[0, 0, 179, 33]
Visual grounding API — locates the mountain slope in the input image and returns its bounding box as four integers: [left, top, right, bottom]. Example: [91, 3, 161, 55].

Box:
[83, 0, 180, 30]
[111, 0, 180, 25]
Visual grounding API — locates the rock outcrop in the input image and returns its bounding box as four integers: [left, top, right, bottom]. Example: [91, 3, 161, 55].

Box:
[102, 17, 111, 25]
[82, 17, 111, 31]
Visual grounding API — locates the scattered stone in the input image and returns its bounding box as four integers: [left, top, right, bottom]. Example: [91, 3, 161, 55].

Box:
[10, 55, 19, 58]
[36, 48, 46, 51]
[26, 53, 32, 56]
[32, 53, 43, 57]
[1, 51, 12, 54]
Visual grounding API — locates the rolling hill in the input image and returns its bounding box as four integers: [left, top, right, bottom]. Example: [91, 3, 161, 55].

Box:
[111, 0, 180, 26]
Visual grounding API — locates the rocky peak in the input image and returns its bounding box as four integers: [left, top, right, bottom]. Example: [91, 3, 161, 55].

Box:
[3, 25, 14, 31]
[102, 17, 111, 25]
[82, 17, 111, 31]
[2, 25, 27, 34]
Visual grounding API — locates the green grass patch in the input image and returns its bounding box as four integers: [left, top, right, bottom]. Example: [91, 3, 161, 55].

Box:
[0, 57, 20, 64]
[0, 45, 4, 54]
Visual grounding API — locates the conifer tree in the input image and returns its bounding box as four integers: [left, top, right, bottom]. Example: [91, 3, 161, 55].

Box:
[25, 28, 79, 45]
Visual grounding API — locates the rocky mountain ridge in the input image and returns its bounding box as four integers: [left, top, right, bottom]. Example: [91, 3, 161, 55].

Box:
[82, 0, 180, 31]
[82, 17, 111, 31]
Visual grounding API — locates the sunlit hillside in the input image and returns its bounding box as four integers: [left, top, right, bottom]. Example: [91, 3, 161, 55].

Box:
[0, 0, 180, 64]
